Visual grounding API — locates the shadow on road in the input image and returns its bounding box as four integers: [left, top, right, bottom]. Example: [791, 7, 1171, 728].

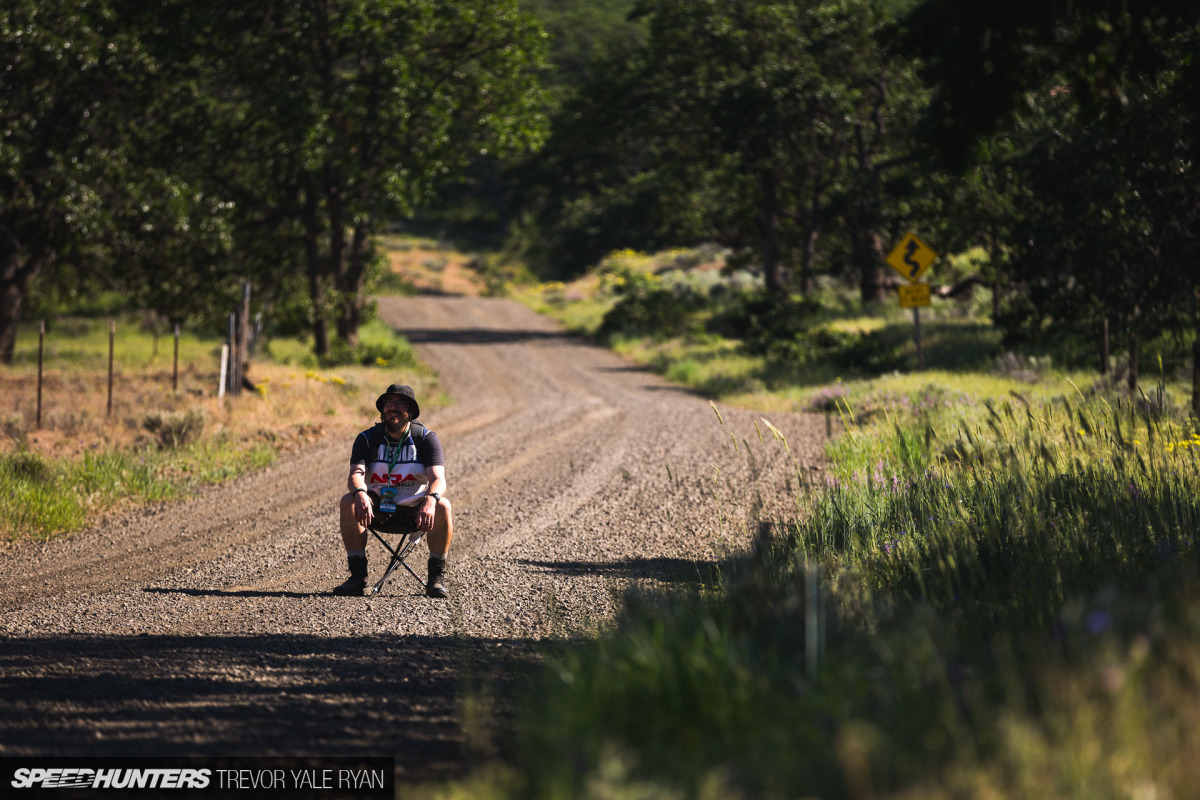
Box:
[517, 556, 723, 586]
[143, 588, 321, 599]
[401, 327, 572, 346]
[0, 632, 548, 780]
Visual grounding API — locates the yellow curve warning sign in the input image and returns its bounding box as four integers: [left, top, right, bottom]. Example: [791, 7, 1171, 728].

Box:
[886, 232, 937, 283]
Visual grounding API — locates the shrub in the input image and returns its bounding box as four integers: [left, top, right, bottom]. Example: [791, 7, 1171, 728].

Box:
[143, 409, 205, 450]
[2, 412, 27, 447]
[994, 351, 1052, 382]
[706, 291, 823, 350]
[4, 451, 54, 482]
[809, 384, 848, 412]
[597, 268, 707, 340]
[318, 338, 418, 368]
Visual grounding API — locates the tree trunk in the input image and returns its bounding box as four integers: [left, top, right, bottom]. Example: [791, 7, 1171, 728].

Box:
[335, 223, 371, 346]
[0, 238, 42, 365]
[302, 189, 330, 357]
[799, 178, 821, 296]
[989, 227, 1001, 322]
[1100, 318, 1109, 375]
[854, 228, 886, 304]
[799, 226, 818, 296]
[1128, 330, 1139, 393]
[0, 276, 24, 366]
[759, 168, 785, 297]
[1193, 289, 1199, 418]
[325, 168, 347, 346]
[1193, 337, 1199, 419]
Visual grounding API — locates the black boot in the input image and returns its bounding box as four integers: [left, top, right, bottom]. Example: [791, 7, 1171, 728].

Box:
[426, 557, 448, 598]
[332, 555, 368, 596]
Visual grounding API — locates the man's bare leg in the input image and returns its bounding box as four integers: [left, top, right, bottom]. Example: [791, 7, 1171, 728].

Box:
[332, 492, 369, 595]
[425, 498, 453, 597]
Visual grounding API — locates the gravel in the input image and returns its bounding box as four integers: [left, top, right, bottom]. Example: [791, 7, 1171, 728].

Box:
[0, 296, 827, 780]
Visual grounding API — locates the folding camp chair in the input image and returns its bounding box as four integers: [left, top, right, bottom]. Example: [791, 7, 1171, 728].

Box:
[365, 524, 427, 596]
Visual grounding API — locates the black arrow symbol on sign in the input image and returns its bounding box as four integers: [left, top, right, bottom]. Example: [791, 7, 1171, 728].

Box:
[903, 240, 921, 277]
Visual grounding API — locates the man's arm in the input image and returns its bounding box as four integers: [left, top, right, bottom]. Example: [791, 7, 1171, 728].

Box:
[348, 463, 373, 526]
[416, 465, 447, 531]
[348, 462, 368, 493]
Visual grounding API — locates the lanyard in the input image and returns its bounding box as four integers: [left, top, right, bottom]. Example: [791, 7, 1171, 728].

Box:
[383, 427, 410, 479]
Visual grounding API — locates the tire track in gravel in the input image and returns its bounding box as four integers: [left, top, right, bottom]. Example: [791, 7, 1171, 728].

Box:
[0, 295, 827, 779]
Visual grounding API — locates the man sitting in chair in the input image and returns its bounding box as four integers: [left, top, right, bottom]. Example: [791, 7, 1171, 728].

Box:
[333, 383, 453, 598]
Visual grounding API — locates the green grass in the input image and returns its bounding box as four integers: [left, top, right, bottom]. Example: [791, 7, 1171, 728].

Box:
[514, 256, 1012, 406]
[0, 439, 277, 541]
[476, 245, 1200, 797]
[9, 317, 226, 372]
[479, 375, 1200, 799]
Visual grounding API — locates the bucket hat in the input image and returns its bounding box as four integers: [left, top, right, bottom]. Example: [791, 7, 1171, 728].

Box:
[375, 384, 420, 418]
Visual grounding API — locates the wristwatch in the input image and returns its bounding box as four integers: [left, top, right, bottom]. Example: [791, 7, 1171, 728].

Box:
[429, 492, 441, 502]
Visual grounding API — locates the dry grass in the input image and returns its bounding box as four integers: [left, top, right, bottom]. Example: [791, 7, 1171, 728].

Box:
[1, 317, 441, 540]
[380, 234, 485, 296]
[2, 336, 439, 466]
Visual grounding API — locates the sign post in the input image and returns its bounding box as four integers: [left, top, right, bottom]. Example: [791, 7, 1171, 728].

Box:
[886, 233, 938, 371]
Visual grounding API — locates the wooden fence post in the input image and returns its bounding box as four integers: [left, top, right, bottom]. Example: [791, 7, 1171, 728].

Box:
[107, 320, 115, 419]
[239, 282, 251, 390]
[36, 320, 44, 429]
[226, 312, 238, 396]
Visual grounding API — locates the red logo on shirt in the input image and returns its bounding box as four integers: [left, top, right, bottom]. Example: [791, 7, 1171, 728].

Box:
[371, 472, 420, 485]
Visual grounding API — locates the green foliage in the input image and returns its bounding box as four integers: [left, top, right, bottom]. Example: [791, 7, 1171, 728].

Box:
[513, 0, 932, 300]
[902, 0, 1200, 168]
[0, 441, 278, 540]
[704, 291, 914, 372]
[318, 339, 418, 369]
[316, 319, 420, 368]
[0, 0, 155, 360]
[519, 0, 647, 107]
[596, 268, 708, 340]
[993, 80, 1199, 350]
[503, 384, 1200, 798]
[2, 0, 551, 360]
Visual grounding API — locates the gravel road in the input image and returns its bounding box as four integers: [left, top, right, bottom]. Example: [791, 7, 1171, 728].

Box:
[0, 296, 826, 780]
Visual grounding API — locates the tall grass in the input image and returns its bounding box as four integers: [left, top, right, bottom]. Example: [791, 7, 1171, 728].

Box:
[497, 383, 1200, 798]
[0, 440, 277, 541]
[3, 314, 428, 540]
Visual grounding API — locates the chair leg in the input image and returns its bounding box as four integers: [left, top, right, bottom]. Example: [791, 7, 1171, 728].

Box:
[366, 528, 428, 595]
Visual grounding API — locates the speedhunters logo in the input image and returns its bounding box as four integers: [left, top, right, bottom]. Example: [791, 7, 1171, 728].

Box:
[11, 768, 211, 789]
[2, 758, 394, 797]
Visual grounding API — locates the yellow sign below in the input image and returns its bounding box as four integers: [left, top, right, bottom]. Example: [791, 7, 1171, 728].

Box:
[886, 232, 938, 283]
[898, 283, 931, 308]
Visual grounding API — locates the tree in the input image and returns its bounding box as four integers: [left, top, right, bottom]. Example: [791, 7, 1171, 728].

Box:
[997, 79, 1199, 355]
[0, 0, 150, 362]
[518, 0, 929, 300]
[191, 0, 550, 353]
[905, 0, 1200, 408]
[902, 0, 1200, 167]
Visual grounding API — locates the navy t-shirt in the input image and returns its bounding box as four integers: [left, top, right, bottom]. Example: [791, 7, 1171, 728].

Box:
[350, 422, 444, 507]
